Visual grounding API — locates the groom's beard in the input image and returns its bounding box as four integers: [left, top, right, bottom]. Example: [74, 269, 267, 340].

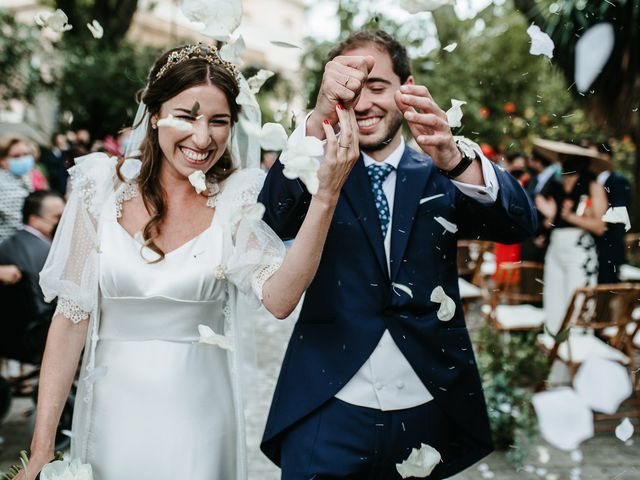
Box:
[360, 110, 404, 153]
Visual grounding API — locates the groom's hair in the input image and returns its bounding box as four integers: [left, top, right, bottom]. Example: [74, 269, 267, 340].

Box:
[327, 30, 412, 83]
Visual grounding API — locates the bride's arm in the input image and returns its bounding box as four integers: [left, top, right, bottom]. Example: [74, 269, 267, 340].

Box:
[261, 106, 358, 319]
[15, 313, 88, 480]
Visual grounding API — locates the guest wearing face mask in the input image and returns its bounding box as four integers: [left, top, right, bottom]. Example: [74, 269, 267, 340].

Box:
[0, 135, 36, 243]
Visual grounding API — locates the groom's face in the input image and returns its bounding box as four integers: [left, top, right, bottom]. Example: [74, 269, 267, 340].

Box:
[342, 44, 412, 154]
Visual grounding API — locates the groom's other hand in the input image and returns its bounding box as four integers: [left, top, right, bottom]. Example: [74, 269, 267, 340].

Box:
[307, 55, 375, 140]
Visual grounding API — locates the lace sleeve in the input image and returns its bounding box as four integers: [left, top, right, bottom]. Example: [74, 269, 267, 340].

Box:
[40, 153, 118, 323]
[221, 169, 286, 301]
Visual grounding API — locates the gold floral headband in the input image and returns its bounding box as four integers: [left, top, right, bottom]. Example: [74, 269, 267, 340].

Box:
[154, 43, 241, 85]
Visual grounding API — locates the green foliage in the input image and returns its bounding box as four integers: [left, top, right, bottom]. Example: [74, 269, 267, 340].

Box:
[57, 40, 160, 137]
[476, 324, 550, 466]
[0, 9, 62, 106]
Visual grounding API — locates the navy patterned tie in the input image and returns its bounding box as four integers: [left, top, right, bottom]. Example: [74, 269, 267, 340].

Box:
[366, 163, 394, 237]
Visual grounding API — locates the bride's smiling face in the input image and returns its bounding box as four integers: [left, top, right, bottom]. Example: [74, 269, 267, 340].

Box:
[154, 83, 232, 179]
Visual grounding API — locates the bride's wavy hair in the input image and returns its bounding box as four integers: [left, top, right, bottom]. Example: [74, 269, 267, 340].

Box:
[126, 45, 241, 262]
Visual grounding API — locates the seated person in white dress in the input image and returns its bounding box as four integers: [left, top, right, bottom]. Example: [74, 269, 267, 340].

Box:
[18, 43, 361, 480]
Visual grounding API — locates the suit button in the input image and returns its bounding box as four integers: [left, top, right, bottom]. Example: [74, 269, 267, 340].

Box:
[375, 382, 383, 390]
[396, 381, 405, 389]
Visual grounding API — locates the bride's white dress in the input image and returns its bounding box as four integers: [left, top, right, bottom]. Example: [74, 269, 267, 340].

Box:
[39, 153, 285, 480]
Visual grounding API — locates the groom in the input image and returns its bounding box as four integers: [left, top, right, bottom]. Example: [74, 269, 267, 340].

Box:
[259, 30, 536, 479]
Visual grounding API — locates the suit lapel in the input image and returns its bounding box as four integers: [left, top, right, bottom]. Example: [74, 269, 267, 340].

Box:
[342, 156, 389, 277]
[390, 148, 433, 281]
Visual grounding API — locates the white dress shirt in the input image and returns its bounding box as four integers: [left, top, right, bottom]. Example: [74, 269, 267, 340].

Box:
[291, 114, 499, 410]
[597, 170, 611, 186]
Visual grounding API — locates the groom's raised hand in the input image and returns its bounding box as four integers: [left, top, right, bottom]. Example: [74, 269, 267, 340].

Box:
[307, 55, 375, 140]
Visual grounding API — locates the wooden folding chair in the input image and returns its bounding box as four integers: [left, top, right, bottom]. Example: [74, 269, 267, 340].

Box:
[538, 284, 640, 430]
[624, 233, 640, 267]
[457, 240, 493, 289]
[484, 261, 545, 331]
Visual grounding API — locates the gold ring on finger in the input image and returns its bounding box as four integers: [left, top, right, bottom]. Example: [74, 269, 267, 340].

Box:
[339, 144, 351, 149]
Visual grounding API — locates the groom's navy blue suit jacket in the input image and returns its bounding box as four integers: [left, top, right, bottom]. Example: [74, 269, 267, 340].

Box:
[258, 146, 537, 477]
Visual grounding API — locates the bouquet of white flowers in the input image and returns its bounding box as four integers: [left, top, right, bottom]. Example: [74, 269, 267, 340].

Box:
[1, 451, 92, 480]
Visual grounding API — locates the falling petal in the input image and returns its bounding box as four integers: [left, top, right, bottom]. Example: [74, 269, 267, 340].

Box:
[570, 449, 583, 463]
[34, 9, 73, 33]
[602, 206, 631, 232]
[120, 158, 142, 181]
[86, 19, 103, 39]
[270, 40, 302, 49]
[434, 216, 458, 233]
[197, 324, 234, 351]
[396, 443, 441, 478]
[443, 42, 457, 52]
[575, 23, 614, 93]
[537, 446, 550, 464]
[188, 170, 207, 194]
[181, 0, 242, 41]
[220, 34, 246, 65]
[430, 286, 456, 321]
[157, 114, 193, 132]
[392, 282, 414, 299]
[400, 0, 454, 11]
[615, 418, 634, 442]
[446, 99, 466, 128]
[280, 135, 324, 194]
[573, 356, 632, 414]
[240, 119, 288, 151]
[532, 387, 594, 451]
[247, 69, 275, 94]
[527, 24, 554, 59]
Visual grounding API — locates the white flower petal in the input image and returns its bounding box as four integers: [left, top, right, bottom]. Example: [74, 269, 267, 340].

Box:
[157, 114, 193, 132]
[453, 136, 480, 159]
[400, 0, 454, 11]
[532, 387, 594, 451]
[573, 356, 632, 414]
[247, 69, 275, 94]
[615, 418, 634, 442]
[181, 0, 242, 41]
[86, 19, 103, 39]
[527, 24, 554, 59]
[260, 123, 289, 151]
[188, 170, 207, 194]
[197, 324, 234, 351]
[430, 286, 456, 321]
[434, 216, 458, 234]
[602, 206, 631, 232]
[219, 34, 246, 65]
[283, 156, 321, 195]
[120, 158, 142, 181]
[34, 9, 73, 33]
[396, 443, 441, 478]
[570, 449, 583, 463]
[537, 446, 550, 464]
[270, 40, 301, 49]
[443, 42, 457, 52]
[446, 99, 466, 128]
[392, 282, 414, 299]
[575, 23, 614, 93]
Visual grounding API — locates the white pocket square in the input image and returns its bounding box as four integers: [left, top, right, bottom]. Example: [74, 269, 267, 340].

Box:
[419, 193, 445, 205]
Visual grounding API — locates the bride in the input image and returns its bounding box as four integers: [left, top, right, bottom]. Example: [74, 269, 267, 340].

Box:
[19, 43, 359, 479]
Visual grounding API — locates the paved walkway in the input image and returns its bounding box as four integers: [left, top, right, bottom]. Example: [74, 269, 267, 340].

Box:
[2, 308, 639, 479]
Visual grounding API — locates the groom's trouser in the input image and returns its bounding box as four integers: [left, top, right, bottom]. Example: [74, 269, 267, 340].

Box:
[280, 397, 449, 480]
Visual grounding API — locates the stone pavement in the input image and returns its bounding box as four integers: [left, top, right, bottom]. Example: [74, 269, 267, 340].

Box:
[2, 308, 639, 479]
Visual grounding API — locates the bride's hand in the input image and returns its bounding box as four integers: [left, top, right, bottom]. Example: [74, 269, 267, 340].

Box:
[12, 452, 53, 480]
[313, 104, 360, 206]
